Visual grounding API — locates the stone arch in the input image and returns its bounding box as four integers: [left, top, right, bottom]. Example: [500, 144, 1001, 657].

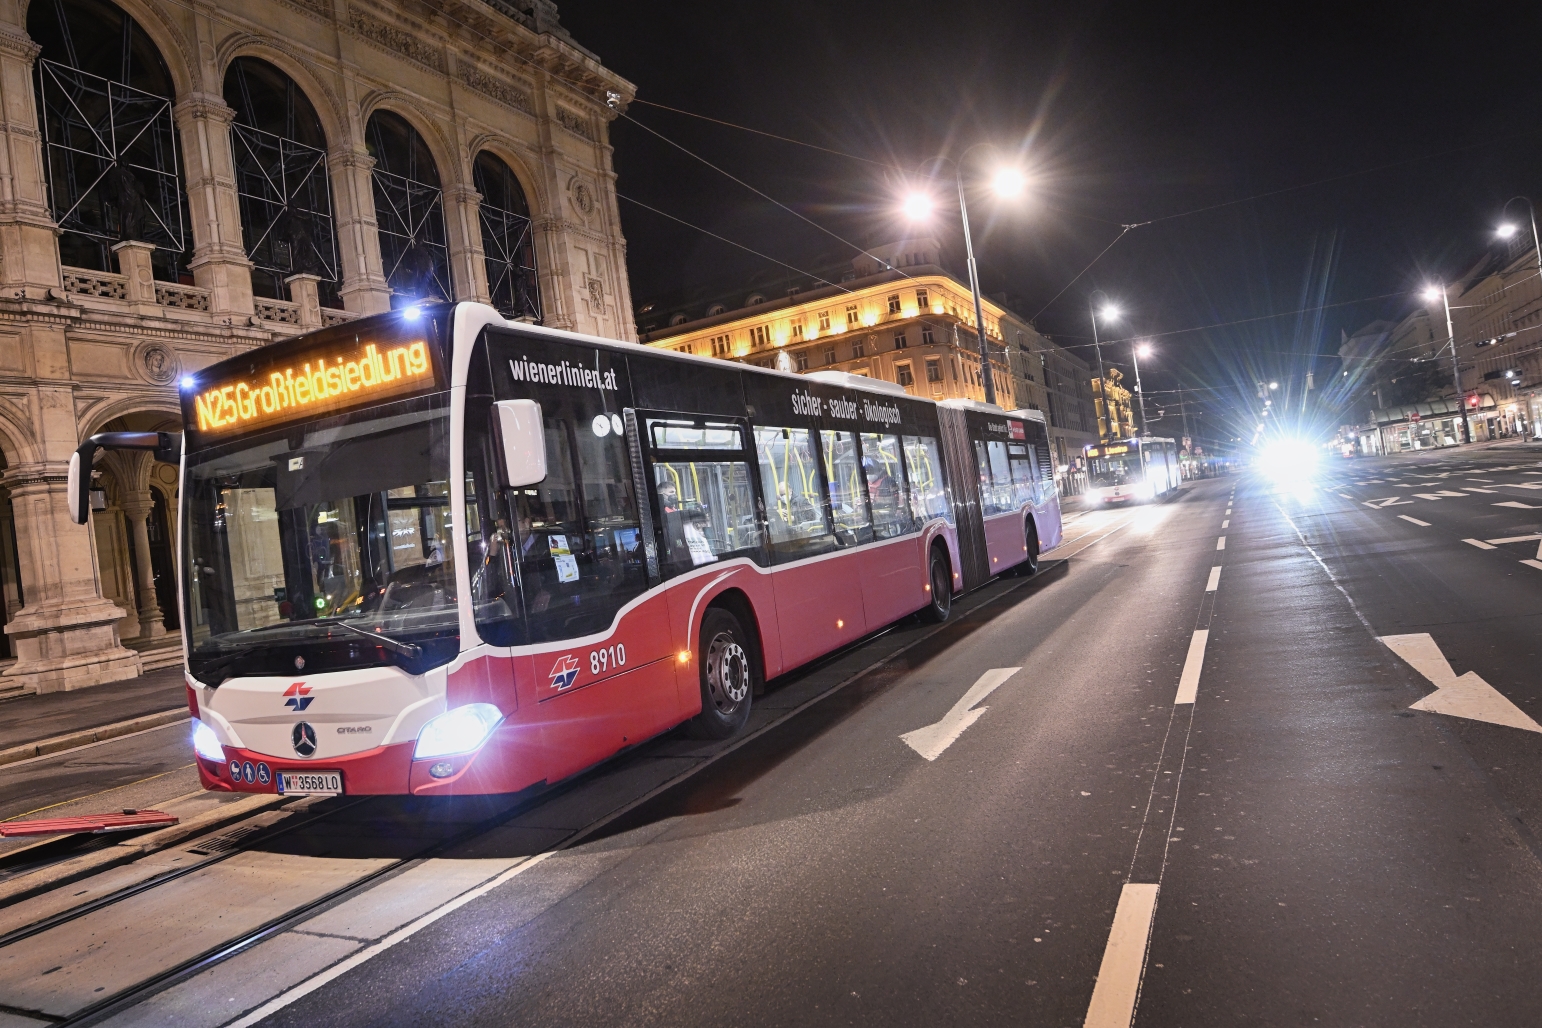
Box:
[0, 405, 40, 469]
[88, 407, 181, 639]
[23, 0, 200, 98]
[464, 133, 547, 217]
[80, 396, 180, 441]
[357, 91, 459, 189]
[360, 97, 455, 304]
[214, 35, 346, 147]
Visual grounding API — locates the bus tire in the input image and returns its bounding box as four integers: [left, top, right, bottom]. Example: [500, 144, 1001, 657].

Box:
[918, 547, 952, 623]
[688, 608, 755, 739]
[1016, 518, 1040, 577]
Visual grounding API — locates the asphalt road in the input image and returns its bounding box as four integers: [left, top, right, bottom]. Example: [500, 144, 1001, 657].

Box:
[15, 455, 1542, 1027]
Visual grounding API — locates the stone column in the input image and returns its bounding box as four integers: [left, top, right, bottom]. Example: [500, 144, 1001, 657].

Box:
[2, 462, 139, 692]
[117, 492, 165, 640]
[0, 28, 62, 300]
[173, 94, 254, 318]
[329, 148, 392, 314]
[443, 182, 488, 304]
[285, 273, 324, 329]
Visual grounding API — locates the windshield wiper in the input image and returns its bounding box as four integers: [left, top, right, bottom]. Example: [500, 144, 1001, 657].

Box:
[323, 619, 423, 659]
[193, 645, 261, 687]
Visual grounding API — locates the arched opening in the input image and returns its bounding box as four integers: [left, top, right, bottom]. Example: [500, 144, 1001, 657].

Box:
[29, 0, 192, 283]
[365, 109, 449, 306]
[91, 411, 180, 646]
[224, 57, 341, 309]
[0, 449, 23, 663]
[473, 151, 540, 321]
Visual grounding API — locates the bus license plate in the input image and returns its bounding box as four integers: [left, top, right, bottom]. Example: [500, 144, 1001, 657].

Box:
[278, 771, 343, 795]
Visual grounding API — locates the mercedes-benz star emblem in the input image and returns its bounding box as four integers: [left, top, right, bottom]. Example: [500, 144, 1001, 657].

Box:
[291, 721, 317, 758]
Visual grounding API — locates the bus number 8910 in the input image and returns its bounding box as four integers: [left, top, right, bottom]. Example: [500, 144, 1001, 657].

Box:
[590, 644, 626, 676]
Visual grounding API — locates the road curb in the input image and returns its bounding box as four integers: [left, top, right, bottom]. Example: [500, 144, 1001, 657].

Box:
[0, 791, 288, 907]
[0, 708, 188, 768]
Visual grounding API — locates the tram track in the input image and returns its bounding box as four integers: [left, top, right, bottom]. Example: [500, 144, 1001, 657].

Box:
[0, 547, 1120, 1027]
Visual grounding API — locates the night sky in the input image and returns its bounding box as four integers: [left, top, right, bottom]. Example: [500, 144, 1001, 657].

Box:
[561, 2, 1542, 443]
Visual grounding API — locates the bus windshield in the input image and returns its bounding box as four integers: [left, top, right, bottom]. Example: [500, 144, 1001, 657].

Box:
[181, 393, 460, 683]
[1089, 453, 1142, 488]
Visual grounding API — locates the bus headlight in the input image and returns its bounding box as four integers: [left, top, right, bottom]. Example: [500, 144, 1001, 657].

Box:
[192, 719, 225, 762]
[414, 703, 503, 759]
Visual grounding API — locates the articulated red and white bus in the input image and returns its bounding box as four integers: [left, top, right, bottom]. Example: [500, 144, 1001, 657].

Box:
[69, 303, 1061, 798]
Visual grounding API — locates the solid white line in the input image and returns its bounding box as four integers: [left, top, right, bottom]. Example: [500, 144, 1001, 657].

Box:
[1174, 630, 1208, 705]
[1484, 534, 1542, 545]
[1463, 538, 1496, 550]
[900, 667, 1021, 761]
[1083, 883, 1160, 1028]
[1398, 515, 1430, 526]
[0, 717, 189, 772]
[226, 851, 556, 1028]
[1205, 566, 1222, 591]
[1221, 519, 1229, 529]
[1215, 536, 1226, 550]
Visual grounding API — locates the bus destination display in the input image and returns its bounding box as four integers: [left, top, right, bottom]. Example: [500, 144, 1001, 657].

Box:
[188, 336, 434, 439]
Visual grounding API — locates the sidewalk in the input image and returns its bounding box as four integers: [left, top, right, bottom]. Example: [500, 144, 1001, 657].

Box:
[0, 666, 187, 755]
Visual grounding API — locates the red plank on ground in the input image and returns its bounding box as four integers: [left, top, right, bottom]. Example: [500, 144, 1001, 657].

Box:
[0, 809, 179, 837]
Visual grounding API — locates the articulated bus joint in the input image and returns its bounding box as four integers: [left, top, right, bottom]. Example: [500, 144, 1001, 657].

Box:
[68, 431, 182, 525]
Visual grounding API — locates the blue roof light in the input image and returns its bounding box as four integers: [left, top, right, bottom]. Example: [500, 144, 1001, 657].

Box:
[403, 305, 422, 321]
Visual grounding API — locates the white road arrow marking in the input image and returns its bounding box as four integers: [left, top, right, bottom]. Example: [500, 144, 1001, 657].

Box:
[1379, 634, 1542, 734]
[1363, 496, 1413, 508]
[1494, 501, 1542, 509]
[1463, 538, 1496, 549]
[900, 667, 1021, 760]
[1463, 487, 1497, 493]
[1502, 482, 1542, 490]
[1483, 534, 1542, 545]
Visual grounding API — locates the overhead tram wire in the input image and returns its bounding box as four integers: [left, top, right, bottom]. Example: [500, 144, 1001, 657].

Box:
[616, 192, 852, 293]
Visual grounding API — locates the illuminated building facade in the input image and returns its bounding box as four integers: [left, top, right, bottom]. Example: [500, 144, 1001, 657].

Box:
[1092, 368, 1139, 443]
[0, 0, 633, 693]
[638, 239, 1096, 466]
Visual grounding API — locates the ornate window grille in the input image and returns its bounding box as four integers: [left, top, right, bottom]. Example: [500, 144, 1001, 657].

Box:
[473, 152, 540, 321]
[31, 0, 189, 282]
[225, 58, 340, 308]
[367, 111, 449, 305]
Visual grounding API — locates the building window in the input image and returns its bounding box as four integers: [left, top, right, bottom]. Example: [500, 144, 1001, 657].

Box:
[922, 323, 936, 345]
[366, 109, 450, 305]
[474, 150, 541, 321]
[669, 312, 689, 326]
[794, 349, 809, 371]
[225, 58, 340, 307]
[916, 288, 930, 310]
[32, 0, 191, 282]
[818, 310, 831, 331]
[750, 325, 772, 347]
[845, 304, 860, 327]
[887, 293, 902, 314]
[894, 331, 908, 350]
[823, 346, 837, 366]
[707, 304, 726, 316]
[926, 358, 942, 382]
[792, 323, 804, 340]
[710, 333, 731, 357]
[852, 337, 866, 358]
[896, 362, 915, 387]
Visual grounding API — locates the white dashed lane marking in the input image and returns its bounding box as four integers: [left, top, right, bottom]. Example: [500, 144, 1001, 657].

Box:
[1216, 536, 1226, 550]
[1206, 566, 1222, 591]
[1398, 515, 1430, 526]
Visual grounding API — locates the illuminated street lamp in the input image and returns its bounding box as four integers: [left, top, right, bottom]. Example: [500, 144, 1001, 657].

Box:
[903, 146, 1029, 406]
[1421, 283, 1471, 444]
[1131, 341, 1153, 435]
[1497, 197, 1542, 284]
[1089, 293, 1120, 440]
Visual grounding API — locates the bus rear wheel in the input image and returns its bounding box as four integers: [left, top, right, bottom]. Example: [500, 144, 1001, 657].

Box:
[919, 549, 952, 623]
[688, 608, 754, 739]
[1016, 518, 1040, 577]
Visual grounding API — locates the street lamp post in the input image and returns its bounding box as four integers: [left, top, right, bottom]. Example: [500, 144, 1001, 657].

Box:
[906, 148, 1026, 408]
[1498, 196, 1542, 283]
[1423, 283, 1471, 444]
[1089, 291, 1119, 441]
[1132, 342, 1152, 435]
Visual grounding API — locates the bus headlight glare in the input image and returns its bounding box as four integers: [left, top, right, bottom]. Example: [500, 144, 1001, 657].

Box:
[414, 703, 503, 759]
[192, 719, 224, 762]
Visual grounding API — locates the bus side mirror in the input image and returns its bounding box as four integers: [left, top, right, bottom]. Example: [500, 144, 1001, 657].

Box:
[495, 399, 546, 487]
[66, 432, 181, 525]
[67, 443, 97, 525]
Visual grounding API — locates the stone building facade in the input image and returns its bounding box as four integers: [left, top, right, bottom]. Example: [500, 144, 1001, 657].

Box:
[0, 0, 634, 694]
[637, 239, 1096, 466]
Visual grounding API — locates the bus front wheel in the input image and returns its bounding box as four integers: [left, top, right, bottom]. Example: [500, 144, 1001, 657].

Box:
[919, 549, 952, 623]
[689, 608, 755, 739]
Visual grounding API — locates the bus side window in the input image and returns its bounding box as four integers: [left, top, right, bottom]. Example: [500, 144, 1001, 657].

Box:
[1008, 442, 1035, 507]
[754, 425, 834, 560]
[821, 429, 873, 547]
[465, 398, 520, 646]
[860, 432, 912, 538]
[902, 435, 951, 524]
[648, 418, 763, 576]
